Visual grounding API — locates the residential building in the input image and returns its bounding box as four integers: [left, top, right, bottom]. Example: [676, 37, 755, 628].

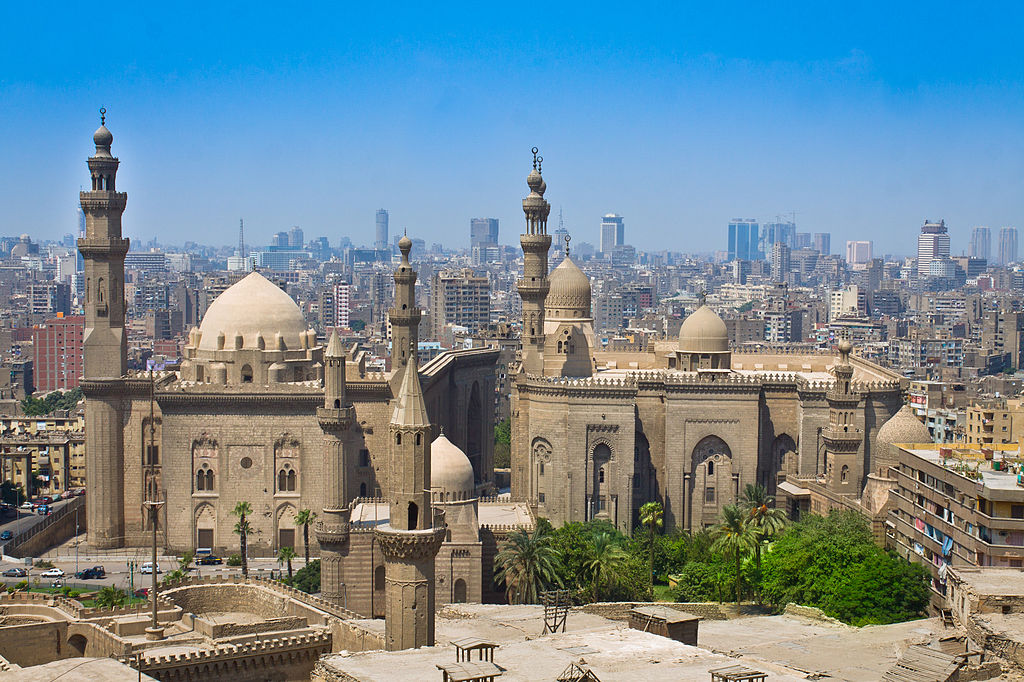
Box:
[964, 399, 1024, 446]
[319, 282, 352, 330]
[124, 250, 168, 273]
[829, 285, 867, 321]
[27, 282, 71, 315]
[430, 268, 490, 339]
[33, 315, 84, 392]
[845, 240, 873, 265]
[813, 232, 831, 255]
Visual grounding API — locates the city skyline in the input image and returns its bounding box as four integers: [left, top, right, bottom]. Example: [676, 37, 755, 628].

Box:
[3, 5, 1024, 254]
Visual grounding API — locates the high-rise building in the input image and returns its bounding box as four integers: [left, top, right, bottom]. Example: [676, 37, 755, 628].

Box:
[830, 285, 868, 321]
[969, 226, 991, 260]
[34, 315, 85, 392]
[762, 221, 795, 251]
[430, 268, 490, 339]
[375, 209, 389, 250]
[319, 282, 352, 330]
[845, 240, 873, 265]
[917, 219, 950, 277]
[287, 225, 304, 248]
[271, 231, 289, 247]
[999, 227, 1019, 265]
[470, 218, 499, 249]
[770, 242, 791, 282]
[728, 219, 760, 261]
[27, 282, 71, 315]
[600, 214, 624, 254]
[813, 232, 831, 255]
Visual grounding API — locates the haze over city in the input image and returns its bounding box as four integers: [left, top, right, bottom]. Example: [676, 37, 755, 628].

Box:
[4, 2, 1024, 252]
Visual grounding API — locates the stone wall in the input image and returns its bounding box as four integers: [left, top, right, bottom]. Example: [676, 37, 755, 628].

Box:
[0, 621, 68, 666]
[193, 615, 308, 639]
[6, 496, 85, 558]
[578, 601, 732, 621]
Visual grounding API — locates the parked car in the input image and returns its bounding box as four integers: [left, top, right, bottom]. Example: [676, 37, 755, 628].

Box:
[0, 531, 12, 541]
[38, 505, 51, 515]
[140, 562, 161, 575]
[196, 555, 223, 565]
[133, 588, 149, 598]
[18, 502, 32, 510]
[39, 568, 64, 578]
[2, 567, 26, 578]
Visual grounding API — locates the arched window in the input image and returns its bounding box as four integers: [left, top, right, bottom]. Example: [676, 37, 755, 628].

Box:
[374, 565, 385, 591]
[196, 470, 205, 491]
[707, 460, 714, 475]
[287, 469, 296, 491]
[539, 462, 544, 476]
[599, 467, 605, 483]
[359, 482, 367, 497]
[453, 578, 467, 603]
[241, 364, 253, 383]
[841, 465, 849, 482]
[278, 469, 288, 491]
[396, 433, 402, 445]
[416, 433, 421, 446]
[408, 502, 418, 530]
[205, 469, 214, 490]
[334, 398, 340, 408]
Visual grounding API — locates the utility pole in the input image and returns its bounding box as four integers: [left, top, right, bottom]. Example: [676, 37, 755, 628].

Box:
[143, 370, 164, 641]
[74, 506, 79, 576]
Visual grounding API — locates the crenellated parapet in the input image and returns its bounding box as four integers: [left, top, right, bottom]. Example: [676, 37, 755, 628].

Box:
[375, 524, 447, 562]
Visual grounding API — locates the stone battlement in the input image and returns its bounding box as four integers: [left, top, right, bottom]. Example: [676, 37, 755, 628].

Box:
[159, 574, 364, 621]
[139, 629, 332, 666]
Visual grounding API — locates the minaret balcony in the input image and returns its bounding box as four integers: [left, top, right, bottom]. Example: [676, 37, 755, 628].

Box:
[77, 237, 130, 257]
[315, 519, 351, 544]
[79, 192, 127, 211]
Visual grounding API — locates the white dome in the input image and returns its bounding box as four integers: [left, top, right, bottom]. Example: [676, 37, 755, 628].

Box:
[679, 305, 729, 353]
[431, 434, 475, 499]
[198, 272, 309, 351]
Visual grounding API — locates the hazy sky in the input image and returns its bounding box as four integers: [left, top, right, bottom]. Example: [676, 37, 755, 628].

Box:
[3, 3, 1023, 255]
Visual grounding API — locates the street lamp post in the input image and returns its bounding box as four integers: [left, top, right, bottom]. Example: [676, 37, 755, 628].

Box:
[143, 371, 164, 642]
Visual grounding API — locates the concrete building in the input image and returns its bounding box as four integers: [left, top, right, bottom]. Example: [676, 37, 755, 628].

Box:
[430, 269, 490, 339]
[469, 218, 498, 249]
[600, 213, 624, 255]
[770, 241, 790, 282]
[318, 281, 352, 330]
[728, 219, 760, 261]
[999, 226, 1019, 265]
[829, 285, 867, 321]
[964, 399, 1024, 446]
[27, 282, 71, 315]
[845, 240, 873, 265]
[917, 220, 950, 278]
[969, 226, 991, 261]
[33, 315, 84, 392]
[375, 209, 389, 251]
[813, 232, 831, 255]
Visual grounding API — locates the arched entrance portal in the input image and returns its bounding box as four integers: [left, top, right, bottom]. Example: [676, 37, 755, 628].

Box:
[690, 436, 734, 529]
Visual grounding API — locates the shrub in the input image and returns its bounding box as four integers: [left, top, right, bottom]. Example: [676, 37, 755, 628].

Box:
[291, 559, 320, 594]
[34, 560, 54, 569]
[14, 581, 27, 591]
[226, 554, 242, 567]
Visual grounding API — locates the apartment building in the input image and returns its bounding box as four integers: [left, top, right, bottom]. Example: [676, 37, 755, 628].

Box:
[430, 268, 490, 339]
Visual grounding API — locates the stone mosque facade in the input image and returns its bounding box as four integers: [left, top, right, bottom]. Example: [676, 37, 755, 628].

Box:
[510, 152, 908, 533]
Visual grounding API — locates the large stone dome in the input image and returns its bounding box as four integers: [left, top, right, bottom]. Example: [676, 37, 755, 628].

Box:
[546, 256, 591, 318]
[431, 433, 476, 500]
[197, 271, 309, 351]
[679, 305, 729, 353]
[877, 404, 931, 447]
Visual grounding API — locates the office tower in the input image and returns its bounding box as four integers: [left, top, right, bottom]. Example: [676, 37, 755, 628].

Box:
[271, 231, 289, 247]
[375, 209, 389, 250]
[813, 232, 831, 255]
[470, 218, 499, 249]
[763, 221, 796, 250]
[287, 225, 304, 248]
[600, 214, 624, 254]
[969, 226, 991, 260]
[999, 227, 1019, 265]
[34, 315, 85, 392]
[845, 240, 873, 265]
[430, 268, 490, 338]
[917, 220, 950, 276]
[728, 219, 759, 261]
[794, 232, 812, 249]
[770, 242, 791, 282]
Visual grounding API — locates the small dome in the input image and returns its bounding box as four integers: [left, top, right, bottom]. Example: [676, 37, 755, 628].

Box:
[527, 168, 543, 193]
[877, 404, 931, 448]
[431, 434, 475, 498]
[546, 256, 591, 317]
[679, 305, 729, 353]
[93, 125, 113, 147]
[197, 272, 310, 352]
[398, 234, 412, 251]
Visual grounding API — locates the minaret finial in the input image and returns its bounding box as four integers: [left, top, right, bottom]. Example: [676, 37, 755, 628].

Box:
[532, 146, 539, 170]
[564, 233, 571, 257]
[99, 107, 106, 125]
[699, 290, 707, 306]
[537, 155, 543, 174]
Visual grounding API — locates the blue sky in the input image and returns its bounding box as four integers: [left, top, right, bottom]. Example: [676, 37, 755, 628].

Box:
[3, 3, 1023, 255]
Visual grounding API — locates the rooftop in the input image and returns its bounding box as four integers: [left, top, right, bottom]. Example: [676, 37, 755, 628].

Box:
[898, 444, 1024, 492]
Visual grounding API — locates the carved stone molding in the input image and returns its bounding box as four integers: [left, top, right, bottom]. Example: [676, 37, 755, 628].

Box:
[374, 525, 446, 562]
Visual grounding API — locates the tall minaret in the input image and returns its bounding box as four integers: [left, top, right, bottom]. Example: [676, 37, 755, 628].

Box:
[79, 109, 130, 549]
[316, 330, 355, 607]
[518, 148, 552, 374]
[389, 234, 420, 380]
[374, 346, 445, 650]
[823, 340, 863, 496]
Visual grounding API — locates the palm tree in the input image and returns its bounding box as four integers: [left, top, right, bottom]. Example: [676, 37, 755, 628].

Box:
[232, 501, 253, 577]
[585, 531, 629, 601]
[177, 550, 194, 573]
[639, 501, 664, 598]
[740, 484, 787, 579]
[494, 526, 562, 604]
[711, 504, 757, 605]
[294, 509, 317, 567]
[278, 546, 297, 582]
[94, 586, 127, 608]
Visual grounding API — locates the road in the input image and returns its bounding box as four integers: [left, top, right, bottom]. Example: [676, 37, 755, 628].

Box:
[0, 497, 78, 539]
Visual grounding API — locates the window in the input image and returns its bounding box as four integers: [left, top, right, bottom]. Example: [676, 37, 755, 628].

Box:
[1013, 505, 1024, 520]
[841, 465, 849, 483]
[287, 469, 296, 491]
[359, 482, 367, 497]
[196, 470, 205, 491]
[396, 433, 402, 445]
[705, 486, 715, 503]
[539, 462, 544, 476]
[707, 460, 714, 475]
[599, 467, 605, 484]
[241, 364, 253, 383]
[205, 469, 214, 490]
[538, 492, 545, 503]
[359, 449, 370, 467]
[408, 502, 418, 530]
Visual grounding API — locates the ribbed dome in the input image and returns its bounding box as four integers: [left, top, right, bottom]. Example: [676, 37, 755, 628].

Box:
[431, 434, 475, 498]
[197, 272, 310, 351]
[93, 125, 113, 147]
[679, 305, 729, 353]
[545, 256, 591, 317]
[877, 404, 931, 448]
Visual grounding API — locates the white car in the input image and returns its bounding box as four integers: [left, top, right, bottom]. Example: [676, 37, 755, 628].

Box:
[140, 562, 162, 575]
[39, 568, 64, 578]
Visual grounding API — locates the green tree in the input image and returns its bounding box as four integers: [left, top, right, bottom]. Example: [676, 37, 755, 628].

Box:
[292, 559, 320, 594]
[294, 509, 317, 567]
[639, 501, 664, 597]
[585, 531, 630, 600]
[0, 481, 25, 506]
[493, 418, 512, 469]
[94, 586, 127, 608]
[278, 546, 297, 582]
[21, 387, 84, 417]
[711, 504, 757, 604]
[761, 511, 929, 625]
[163, 569, 185, 584]
[669, 556, 737, 603]
[494, 525, 563, 604]
[232, 501, 253, 577]
[177, 550, 194, 573]
[740, 483, 787, 596]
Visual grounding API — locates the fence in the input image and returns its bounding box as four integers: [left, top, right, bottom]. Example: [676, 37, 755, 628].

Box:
[4, 496, 85, 558]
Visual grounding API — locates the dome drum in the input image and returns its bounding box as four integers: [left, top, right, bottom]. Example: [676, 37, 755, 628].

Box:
[675, 304, 732, 372]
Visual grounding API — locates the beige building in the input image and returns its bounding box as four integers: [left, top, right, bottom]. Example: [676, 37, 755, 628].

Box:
[0, 410, 86, 496]
[510, 154, 904, 533]
[964, 398, 1024, 445]
[888, 442, 1024, 611]
[429, 268, 490, 339]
